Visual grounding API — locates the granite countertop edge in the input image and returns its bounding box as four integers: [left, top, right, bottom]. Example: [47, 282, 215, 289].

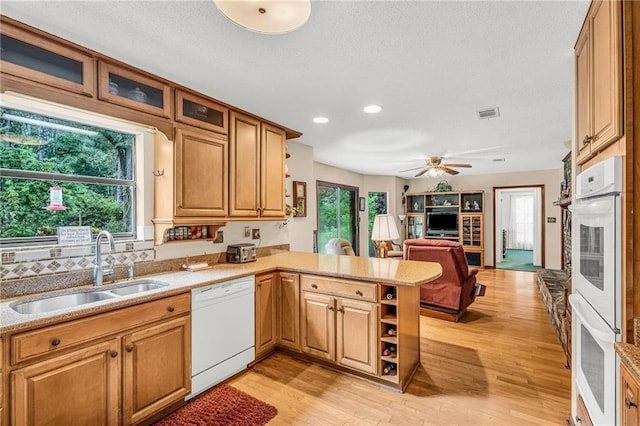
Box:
[0, 252, 441, 335]
[616, 342, 640, 379]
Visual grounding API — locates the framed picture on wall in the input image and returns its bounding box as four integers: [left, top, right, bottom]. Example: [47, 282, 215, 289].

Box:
[359, 197, 366, 211]
[293, 181, 307, 217]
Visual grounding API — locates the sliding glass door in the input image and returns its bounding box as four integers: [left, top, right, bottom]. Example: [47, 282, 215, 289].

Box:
[316, 181, 359, 255]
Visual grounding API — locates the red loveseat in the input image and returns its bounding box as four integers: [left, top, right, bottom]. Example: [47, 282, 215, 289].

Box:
[403, 239, 479, 321]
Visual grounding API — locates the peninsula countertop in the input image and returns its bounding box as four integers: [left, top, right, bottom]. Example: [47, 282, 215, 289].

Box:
[0, 251, 442, 334]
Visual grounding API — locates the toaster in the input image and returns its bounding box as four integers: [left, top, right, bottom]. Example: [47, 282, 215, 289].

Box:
[226, 243, 257, 263]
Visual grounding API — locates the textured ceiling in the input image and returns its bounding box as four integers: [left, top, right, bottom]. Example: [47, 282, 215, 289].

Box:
[1, 0, 590, 178]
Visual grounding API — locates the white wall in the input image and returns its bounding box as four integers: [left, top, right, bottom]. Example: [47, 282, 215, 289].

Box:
[409, 168, 563, 269]
[286, 140, 316, 252]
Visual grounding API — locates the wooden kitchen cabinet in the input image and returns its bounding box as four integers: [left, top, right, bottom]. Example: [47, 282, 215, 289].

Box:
[575, 0, 623, 165]
[175, 89, 228, 134]
[7, 293, 190, 425]
[276, 272, 300, 351]
[12, 338, 120, 425]
[152, 127, 227, 244]
[229, 111, 287, 218]
[255, 273, 277, 359]
[123, 316, 190, 425]
[98, 61, 171, 118]
[174, 127, 228, 217]
[300, 275, 378, 375]
[621, 362, 640, 426]
[0, 19, 95, 97]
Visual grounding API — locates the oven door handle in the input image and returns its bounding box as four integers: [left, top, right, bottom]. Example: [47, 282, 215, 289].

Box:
[568, 199, 614, 215]
[569, 294, 617, 343]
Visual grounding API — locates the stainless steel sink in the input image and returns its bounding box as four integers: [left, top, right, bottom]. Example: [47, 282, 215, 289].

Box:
[108, 280, 169, 296]
[11, 291, 116, 315]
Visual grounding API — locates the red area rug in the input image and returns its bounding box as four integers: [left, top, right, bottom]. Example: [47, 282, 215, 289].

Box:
[154, 384, 277, 426]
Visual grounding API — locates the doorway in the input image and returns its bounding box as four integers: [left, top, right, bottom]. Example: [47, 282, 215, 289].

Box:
[316, 181, 359, 255]
[493, 185, 544, 272]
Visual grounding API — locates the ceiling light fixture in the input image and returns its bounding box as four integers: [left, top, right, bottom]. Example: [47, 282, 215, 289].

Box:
[313, 116, 329, 124]
[213, 0, 311, 34]
[363, 105, 382, 114]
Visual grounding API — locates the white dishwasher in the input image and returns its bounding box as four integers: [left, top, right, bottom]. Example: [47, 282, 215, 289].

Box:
[188, 275, 255, 399]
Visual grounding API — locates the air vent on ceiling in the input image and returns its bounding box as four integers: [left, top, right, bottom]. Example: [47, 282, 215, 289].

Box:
[492, 158, 506, 162]
[477, 107, 500, 120]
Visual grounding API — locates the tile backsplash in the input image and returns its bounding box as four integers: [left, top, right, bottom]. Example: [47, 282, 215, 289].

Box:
[1, 240, 154, 281]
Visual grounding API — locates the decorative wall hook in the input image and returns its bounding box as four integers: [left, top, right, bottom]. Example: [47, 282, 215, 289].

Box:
[152, 169, 164, 176]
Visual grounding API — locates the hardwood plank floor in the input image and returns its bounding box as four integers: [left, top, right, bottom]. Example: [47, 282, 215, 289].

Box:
[229, 269, 570, 425]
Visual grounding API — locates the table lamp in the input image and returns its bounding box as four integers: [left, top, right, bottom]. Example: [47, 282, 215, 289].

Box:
[371, 214, 400, 258]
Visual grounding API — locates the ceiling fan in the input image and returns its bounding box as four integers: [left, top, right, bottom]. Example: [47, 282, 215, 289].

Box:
[401, 156, 472, 177]
[399, 146, 503, 177]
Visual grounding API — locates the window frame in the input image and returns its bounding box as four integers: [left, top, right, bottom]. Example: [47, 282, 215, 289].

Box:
[0, 96, 149, 247]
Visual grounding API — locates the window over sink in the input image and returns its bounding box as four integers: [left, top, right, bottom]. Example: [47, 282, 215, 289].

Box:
[0, 100, 146, 246]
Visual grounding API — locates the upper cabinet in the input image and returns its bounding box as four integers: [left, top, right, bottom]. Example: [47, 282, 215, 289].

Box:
[152, 127, 227, 244]
[229, 111, 286, 218]
[575, 0, 623, 165]
[0, 21, 95, 96]
[98, 62, 172, 118]
[175, 89, 228, 134]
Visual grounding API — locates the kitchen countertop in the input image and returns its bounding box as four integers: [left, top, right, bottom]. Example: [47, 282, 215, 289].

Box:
[0, 251, 442, 334]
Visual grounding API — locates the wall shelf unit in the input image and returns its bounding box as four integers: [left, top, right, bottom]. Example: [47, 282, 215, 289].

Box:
[405, 190, 485, 268]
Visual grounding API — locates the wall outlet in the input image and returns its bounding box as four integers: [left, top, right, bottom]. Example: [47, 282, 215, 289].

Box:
[252, 228, 260, 239]
[244, 226, 251, 238]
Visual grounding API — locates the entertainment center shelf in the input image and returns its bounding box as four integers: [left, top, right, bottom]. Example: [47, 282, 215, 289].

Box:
[405, 191, 485, 268]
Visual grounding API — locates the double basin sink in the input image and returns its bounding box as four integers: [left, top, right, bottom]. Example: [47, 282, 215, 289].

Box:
[11, 279, 169, 315]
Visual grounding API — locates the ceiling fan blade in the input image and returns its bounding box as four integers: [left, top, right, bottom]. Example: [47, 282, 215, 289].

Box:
[441, 167, 459, 175]
[399, 166, 425, 173]
[414, 168, 429, 177]
[442, 163, 472, 168]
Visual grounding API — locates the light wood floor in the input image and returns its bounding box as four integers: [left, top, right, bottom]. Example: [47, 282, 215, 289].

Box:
[229, 269, 571, 425]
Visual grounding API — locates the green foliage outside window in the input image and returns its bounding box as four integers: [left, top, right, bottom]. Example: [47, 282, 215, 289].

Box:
[0, 108, 134, 241]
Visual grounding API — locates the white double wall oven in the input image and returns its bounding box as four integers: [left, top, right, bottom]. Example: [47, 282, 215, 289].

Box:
[569, 156, 622, 426]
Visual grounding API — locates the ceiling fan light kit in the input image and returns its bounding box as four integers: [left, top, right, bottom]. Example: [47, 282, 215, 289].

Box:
[214, 0, 311, 34]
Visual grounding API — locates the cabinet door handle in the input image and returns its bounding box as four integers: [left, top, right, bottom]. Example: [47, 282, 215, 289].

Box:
[575, 416, 582, 424]
[110, 351, 118, 358]
[626, 398, 638, 409]
[582, 135, 592, 145]
[51, 338, 61, 347]
[126, 345, 134, 353]
[337, 307, 344, 313]
[178, 203, 183, 208]
[167, 306, 175, 313]
[328, 306, 334, 311]
[355, 290, 363, 296]
[311, 284, 318, 289]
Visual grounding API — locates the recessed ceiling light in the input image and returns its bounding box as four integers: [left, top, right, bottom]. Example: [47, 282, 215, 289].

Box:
[313, 116, 329, 124]
[363, 105, 383, 114]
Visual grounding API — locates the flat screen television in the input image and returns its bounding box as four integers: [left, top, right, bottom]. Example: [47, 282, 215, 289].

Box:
[427, 212, 459, 236]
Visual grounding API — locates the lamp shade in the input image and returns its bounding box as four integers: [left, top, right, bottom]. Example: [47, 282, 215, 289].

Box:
[214, 0, 311, 34]
[371, 214, 400, 241]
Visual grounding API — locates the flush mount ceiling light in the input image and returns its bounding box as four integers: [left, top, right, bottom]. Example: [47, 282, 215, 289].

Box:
[363, 105, 383, 114]
[312, 116, 329, 124]
[214, 0, 311, 34]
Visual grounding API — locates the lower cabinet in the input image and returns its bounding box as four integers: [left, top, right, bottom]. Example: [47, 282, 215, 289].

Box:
[276, 272, 300, 351]
[123, 316, 190, 425]
[7, 293, 190, 425]
[255, 273, 277, 358]
[300, 276, 378, 375]
[12, 339, 120, 425]
[576, 393, 594, 426]
[622, 362, 640, 426]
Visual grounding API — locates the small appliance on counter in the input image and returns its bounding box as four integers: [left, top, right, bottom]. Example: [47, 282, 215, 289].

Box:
[226, 243, 257, 263]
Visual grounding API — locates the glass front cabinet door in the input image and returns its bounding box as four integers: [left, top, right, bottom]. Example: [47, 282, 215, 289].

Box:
[406, 215, 424, 239]
[98, 62, 171, 117]
[0, 22, 95, 96]
[175, 90, 228, 134]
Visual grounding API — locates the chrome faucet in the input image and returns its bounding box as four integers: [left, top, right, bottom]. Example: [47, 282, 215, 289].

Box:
[93, 230, 116, 286]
